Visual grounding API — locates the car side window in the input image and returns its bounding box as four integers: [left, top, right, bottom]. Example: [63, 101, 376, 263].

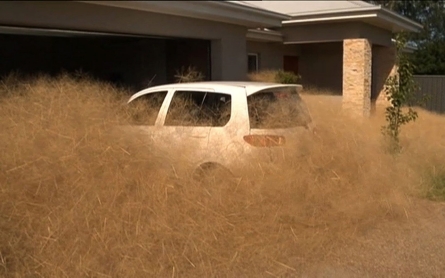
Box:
[164, 90, 231, 127]
[127, 91, 168, 125]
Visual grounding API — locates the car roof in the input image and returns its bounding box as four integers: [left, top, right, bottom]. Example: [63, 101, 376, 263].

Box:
[128, 81, 303, 103]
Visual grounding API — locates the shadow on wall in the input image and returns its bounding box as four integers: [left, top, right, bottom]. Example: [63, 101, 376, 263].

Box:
[298, 42, 343, 95]
[371, 45, 396, 108]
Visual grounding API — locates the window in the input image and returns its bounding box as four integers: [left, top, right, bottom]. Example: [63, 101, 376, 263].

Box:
[247, 87, 311, 129]
[126, 91, 168, 125]
[248, 53, 259, 73]
[164, 91, 231, 127]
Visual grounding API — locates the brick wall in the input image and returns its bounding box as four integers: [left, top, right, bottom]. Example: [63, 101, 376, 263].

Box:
[342, 39, 372, 117]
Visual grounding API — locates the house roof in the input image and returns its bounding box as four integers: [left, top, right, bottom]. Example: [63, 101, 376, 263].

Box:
[79, 1, 290, 28]
[235, 1, 376, 16]
[234, 1, 423, 33]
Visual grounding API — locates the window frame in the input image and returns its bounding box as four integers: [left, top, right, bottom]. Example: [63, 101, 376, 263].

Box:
[162, 89, 233, 128]
[247, 53, 259, 73]
[126, 90, 169, 126]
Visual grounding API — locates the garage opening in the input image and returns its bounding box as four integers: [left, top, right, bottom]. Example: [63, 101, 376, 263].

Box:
[0, 26, 211, 92]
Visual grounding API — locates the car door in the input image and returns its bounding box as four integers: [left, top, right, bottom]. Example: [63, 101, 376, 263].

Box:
[204, 87, 250, 170]
[153, 89, 215, 172]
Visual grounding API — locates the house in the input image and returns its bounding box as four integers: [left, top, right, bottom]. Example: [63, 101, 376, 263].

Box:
[241, 1, 422, 116]
[0, 1, 422, 116]
[0, 1, 286, 87]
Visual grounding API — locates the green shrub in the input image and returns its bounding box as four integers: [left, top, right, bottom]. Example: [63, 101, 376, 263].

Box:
[274, 70, 301, 84]
[381, 32, 418, 153]
[425, 170, 445, 202]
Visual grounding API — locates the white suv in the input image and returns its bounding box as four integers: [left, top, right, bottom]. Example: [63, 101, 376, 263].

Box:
[122, 81, 314, 178]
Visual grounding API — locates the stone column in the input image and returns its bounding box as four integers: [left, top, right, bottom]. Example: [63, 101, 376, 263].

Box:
[372, 45, 397, 108]
[342, 39, 372, 117]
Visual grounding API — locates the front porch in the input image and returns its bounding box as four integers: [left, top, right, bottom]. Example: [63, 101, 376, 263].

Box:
[246, 22, 397, 117]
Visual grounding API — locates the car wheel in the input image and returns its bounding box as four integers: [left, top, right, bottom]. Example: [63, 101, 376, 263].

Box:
[193, 163, 234, 185]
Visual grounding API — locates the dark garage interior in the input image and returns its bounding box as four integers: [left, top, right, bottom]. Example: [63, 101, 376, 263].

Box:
[0, 28, 211, 92]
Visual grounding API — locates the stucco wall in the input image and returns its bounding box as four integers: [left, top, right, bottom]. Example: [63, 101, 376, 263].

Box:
[246, 41, 300, 70]
[0, 1, 248, 81]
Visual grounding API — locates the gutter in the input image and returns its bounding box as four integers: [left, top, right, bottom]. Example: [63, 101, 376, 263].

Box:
[391, 38, 418, 53]
[283, 5, 422, 33]
[78, 1, 289, 28]
[283, 12, 376, 24]
[247, 28, 283, 42]
[0, 25, 163, 38]
[377, 7, 423, 33]
[286, 6, 381, 18]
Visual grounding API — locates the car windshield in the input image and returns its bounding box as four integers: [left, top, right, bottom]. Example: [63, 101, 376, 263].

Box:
[247, 86, 311, 129]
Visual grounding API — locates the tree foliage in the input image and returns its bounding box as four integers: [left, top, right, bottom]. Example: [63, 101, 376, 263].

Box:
[366, 0, 445, 75]
[381, 33, 419, 153]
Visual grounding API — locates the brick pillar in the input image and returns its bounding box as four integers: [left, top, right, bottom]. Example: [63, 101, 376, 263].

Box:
[342, 39, 372, 117]
[372, 45, 397, 108]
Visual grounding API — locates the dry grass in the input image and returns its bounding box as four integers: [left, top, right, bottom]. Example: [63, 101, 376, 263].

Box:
[174, 66, 205, 83]
[301, 86, 340, 95]
[0, 74, 445, 277]
[247, 70, 299, 84]
[247, 70, 277, 83]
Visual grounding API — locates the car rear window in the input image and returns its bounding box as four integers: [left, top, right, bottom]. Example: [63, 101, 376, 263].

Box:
[247, 86, 311, 129]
